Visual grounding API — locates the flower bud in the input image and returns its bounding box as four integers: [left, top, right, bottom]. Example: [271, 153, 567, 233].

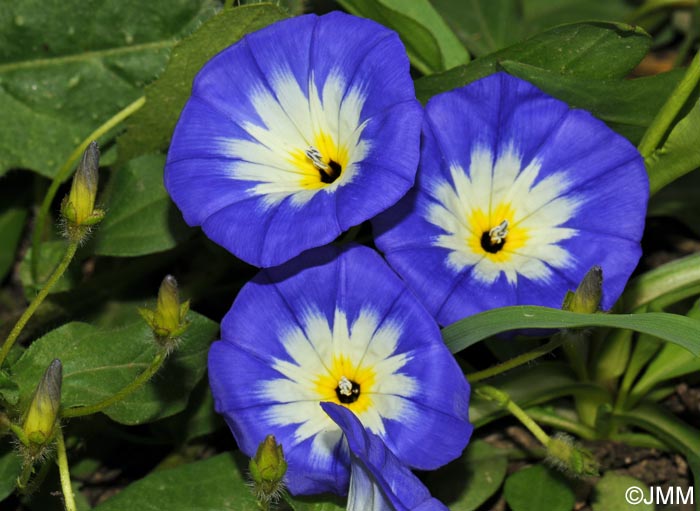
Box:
[249, 435, 287, 504]
[23, 359, 62, 449]
[562, 266, 603, 314]
[61, 141, 105, 230]
[138, 275, 190, 347]
[546, 433, 598, 477]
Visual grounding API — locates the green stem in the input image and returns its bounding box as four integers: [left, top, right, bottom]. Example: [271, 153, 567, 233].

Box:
[0, 240, 79, 368]
[610, 432, 669, 450]
[281, 493, 298, 511]
[224, 0, 235, 9]
[674, 3, 699, 68]
[638, 50, 700, 160]
[17, 460, 34, 492]
[31, 96, 146, 280]
[476, 385, 551, 446]
[56, 429, 77, 511]
[62, 350, 167, 418]
[467, 336, 564, 383]
[526, 407, 596, 440]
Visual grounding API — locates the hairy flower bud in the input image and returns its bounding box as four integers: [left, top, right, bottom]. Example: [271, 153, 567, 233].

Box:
[562, 266, 603, 314]
[138, 275, 190, 348]
[249, 435, 287, 505]
[61, 141, 105, 234]
[23, 359, 62, 449]
[546, 433, 598, 477]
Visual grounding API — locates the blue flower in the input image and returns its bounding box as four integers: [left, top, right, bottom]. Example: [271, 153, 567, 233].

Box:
[322, 402, 448, 511]
[208, 244, 471, 495]
[165, 12, 422, 268]
[374, 72, 648, 326]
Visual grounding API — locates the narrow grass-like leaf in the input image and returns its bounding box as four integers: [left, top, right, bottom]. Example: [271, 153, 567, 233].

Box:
[622, 252, 700, 311]
[442, 306, 700, 355]
[618, 401, 700, 455]
[469, 362, 609, 426]
[645, 97, 700, 194]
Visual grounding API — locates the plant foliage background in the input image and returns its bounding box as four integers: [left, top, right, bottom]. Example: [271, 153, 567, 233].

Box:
[1, 0, 700, 510]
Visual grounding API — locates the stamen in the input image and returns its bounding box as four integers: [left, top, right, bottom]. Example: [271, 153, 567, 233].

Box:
[305, 146, 330, 172]
[489, 220, 509, 245]
[338, 376, 353, 397]
[335, 375, 361, 404]
[305, 146, 342, 184]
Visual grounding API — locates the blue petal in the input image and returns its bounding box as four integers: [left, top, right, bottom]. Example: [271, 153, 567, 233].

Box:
[322, 403, 449, 511]
[374, 72, 648, 324]
[209, 244, 472, 495]
[165, 12, 422, 268]
[209, 341, 351, 495]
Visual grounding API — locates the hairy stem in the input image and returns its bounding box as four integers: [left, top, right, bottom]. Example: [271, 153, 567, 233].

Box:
[467, 336, 564, 383]
[62, 350, 167, 418]
[56, 429, 77, 511]
[0, 240, 79, 368]
[31, 96, 145, 279]
[476, 385, 551, 446]
[638, 51, 700, 162]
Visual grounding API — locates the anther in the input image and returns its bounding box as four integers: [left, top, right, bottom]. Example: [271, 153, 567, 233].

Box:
[338, 376, 353, 397]
[305, 146, 330, 172]
[489, 220, 509, 245]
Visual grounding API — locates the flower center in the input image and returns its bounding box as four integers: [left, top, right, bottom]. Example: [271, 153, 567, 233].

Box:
[335, 375, 360, 404]
[305, 146, 342, 184]
[481, 219, 509, 253]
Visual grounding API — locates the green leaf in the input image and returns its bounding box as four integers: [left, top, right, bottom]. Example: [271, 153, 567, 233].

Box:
[0, 444, 21, 501]
[618, 331, 662, 399]
[504, 464, 575, 511]
[0, 206, 26, 282]
[521, 0, 634, 34]
[618, 401, 700, 455]
[0, 0, 216, 177]
[338, 0, 469, 74]
[11, 311, 218, 425]
[0, 370, 19, 406]
[289, 496, 346, 511]
[592, 473, 653, 511]
[645, 96, 700, 194]
[18, 240, 83, 298]
[499, 60, 682, 143]
[415, 21, 653, 101]
[622, 252, 700, 311]
[442, 305, 700, 356]
[649, 169, 700, 237]
[431, 0, 522, 57]
[628, 301, 700, 402]
[117, 4, 287, 165]
[469, 362, 609, 426]
[92, 154, 190, 257]
[152, 380, 224, 443]
[93, 453, 257, 511]
[426, 440, 508, 511]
